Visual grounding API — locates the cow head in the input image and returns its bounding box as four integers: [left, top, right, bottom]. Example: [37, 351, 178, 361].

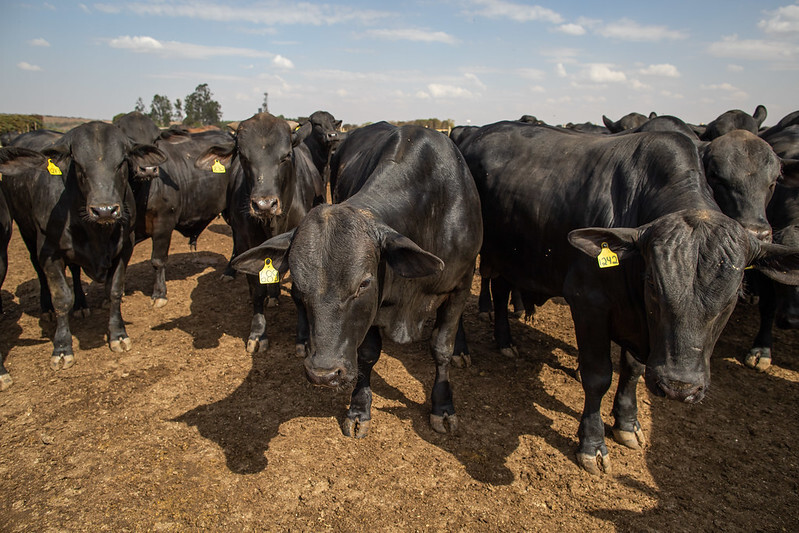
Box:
[308, 111, 344, 149]
[700, 105, 768, 141]
[196, 113, 310, 222]
[602, 112, 655, 133]
[230, 204, 443, 388]
[569, 209, 799, 403]
[43, 122, 166, 224]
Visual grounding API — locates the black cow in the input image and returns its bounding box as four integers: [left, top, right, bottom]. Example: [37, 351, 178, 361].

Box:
[113, 111, 161, 145]
[700, 105, 768, 141]
[760, 110, 799, 143]
[761, 125, 799, 160]
[601, 111, 656, 133]
[0, 122, 166, 371]
[9, 129, 64, 151]
[563, 122, 610, 134]
[196, 112, 323, 353]
[231, 122, 482, 437]
[0, 188, 11, 390]
[745, 184, 799, 371]
[132, 128, 234, 307]
[301, 111, 344, 192]
[459, 121, 799, 474]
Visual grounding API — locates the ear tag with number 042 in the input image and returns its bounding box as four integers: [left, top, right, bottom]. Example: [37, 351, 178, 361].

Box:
[597, 242, 619, 269]
[47, 159, 62, 175]
[259, 258, 280, 285]
[211, 159, 226, 173]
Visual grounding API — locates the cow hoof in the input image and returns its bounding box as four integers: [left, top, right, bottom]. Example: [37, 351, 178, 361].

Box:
[745, 348, 771, 372]
[246, 338, 268, 353]
[220, 273, 235, 283]
[295, 343, 307, 358]
[613, 427, 646, 450]
[72, 308, 91, 319]
[0, 373, 13, 391]
[41, 311, 55, 323]
[342, 417, 370, 438]
[478, 311, 494, 323]
[430, 413, 458, 434]
[576, 450, 611, 475]
[109, 337, 132, 352]
[266, 297, 279, 308]
[500, 345, 519, 358]
[451, 353, 472, 368]
[50, 353, 74, 371]
[152, 297, 168, 309]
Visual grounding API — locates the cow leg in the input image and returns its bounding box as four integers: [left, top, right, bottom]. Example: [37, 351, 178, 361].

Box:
[510, 288, 525, 317]
[41, 256, 75, 370]
[246, 274, 269, 353]
[572, 310, 613, 475]
[292, 283, 309, 358]
[150, 231, 172, 308]
[19, 231, 54, 317]
[266, 281, 280, 308]
[492, 276, 518, 358]
[746, 273, 774, 372]
[478, 276, 493, 321]
[69, 264, 90, 318]
[611, 349, 646, 449]
[429, 284, 471, 434]
[342, 326, 382, 438]
[106, 256, 131, 353]
[451, 316, 471, 368]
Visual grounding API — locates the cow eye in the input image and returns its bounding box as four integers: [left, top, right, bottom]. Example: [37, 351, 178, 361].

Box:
[280, 153, 291, 164]
[354, 277, 371, 298]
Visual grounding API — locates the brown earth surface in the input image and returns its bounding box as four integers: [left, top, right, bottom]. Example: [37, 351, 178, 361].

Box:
[0, 221, 797, 532]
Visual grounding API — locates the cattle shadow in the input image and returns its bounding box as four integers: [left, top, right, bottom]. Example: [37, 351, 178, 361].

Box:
[589, 303, 799, 531]
[173, 286, 591, 484]
[0, 290, 45, 376]
[123, 249, 228, 301]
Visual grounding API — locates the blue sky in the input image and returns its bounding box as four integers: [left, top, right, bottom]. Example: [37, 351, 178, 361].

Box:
[2, 1, 798, 127]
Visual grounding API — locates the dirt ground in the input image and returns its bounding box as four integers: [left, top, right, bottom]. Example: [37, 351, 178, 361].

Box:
[0, 221, 797, 532]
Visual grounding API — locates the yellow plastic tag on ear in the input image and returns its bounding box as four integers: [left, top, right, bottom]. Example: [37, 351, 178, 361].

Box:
[47, 159, 62, 175]
[597, 242, 619, 269]
[259, 258, 280, 285]
[211, 159, 226, 173]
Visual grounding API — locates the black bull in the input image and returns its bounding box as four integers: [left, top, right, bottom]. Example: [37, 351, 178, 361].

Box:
[232, 122, 482, 438]
[458, 121, 799, 474]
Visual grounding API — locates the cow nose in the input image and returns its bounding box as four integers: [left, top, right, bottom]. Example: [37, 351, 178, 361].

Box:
[746, 223, 772, 242]
[304, 359, 348, 388]
[325, 132, 339, 142]
[251, 196, 281, 216]
[658, 379, 704, 404]
[89, 204, 121, 222]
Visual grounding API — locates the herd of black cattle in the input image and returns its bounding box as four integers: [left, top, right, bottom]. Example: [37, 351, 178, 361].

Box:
[0, 105, 797, 476]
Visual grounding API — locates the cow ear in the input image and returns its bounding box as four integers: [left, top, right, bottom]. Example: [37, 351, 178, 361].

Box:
[129, 144, 167, 168]
[159, 129, 192, 144]
[568, 227, 640, 261]
[0, 146, 47, 175]
[230, 230, 295, 276]
[602, 115, 616, 131]
[753, 105, 768, 127]
[195, 142, 235, 170]
[748, 240, 799, 285]
[379, 227, 444, 278]
[292, 121, 312, 147]
[649, 111, 658, 119]
[335, 120, 342, 130]
[778, 158, 799, 188]
[40, 143, 71, 170]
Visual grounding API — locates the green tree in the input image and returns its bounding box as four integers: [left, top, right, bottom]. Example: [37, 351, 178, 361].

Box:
[173, 98, 183, 122]
[149, 94, 173, 127]
[134, 97, 146, 113]
[183, 83, 222, 126]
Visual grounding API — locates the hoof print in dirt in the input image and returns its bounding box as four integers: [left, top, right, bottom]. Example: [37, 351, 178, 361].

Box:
[342, 417, 370, 438]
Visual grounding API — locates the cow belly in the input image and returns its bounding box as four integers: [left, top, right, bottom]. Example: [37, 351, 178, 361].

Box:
[376, 293, 448, 344]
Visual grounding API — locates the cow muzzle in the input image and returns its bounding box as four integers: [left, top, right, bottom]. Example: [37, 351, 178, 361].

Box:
[250, 195, 282, 218]
[87, 203, 122, 224]
[645, 369, 706, 403]
[304, 357, 350, 388]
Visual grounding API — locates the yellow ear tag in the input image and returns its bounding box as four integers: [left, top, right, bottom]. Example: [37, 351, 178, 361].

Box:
[47, 159, 62, 176]
[211, 159, 226, 173]
[597, 242, 619, 269]
[259, 258, 280, 285]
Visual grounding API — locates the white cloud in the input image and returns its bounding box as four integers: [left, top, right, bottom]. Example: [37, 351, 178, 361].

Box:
[758, 4, 799, 34]
[78, 3, 90, 13]
[630, 79, 651, 91]
[583, 63, 627, 83]
[467, 0, 563, 24]
[94, 1, 391, 26]
[464, 72, 487, 90]
[555, 23, 586, 36]
[427, 84, 474, 99]
[108, 35, 274, 59]
[29, 38, 50, 47]
[366, 28, 458, 44]
[528, 85, 546, 93]
[555, 63, 567, 77]
[272, 55, 294, 69]
[700, 82, 749, 101]
[18, 62, 42, 71]
[597, 18, 688, 41]
[707, 34, 799, 61]
[727, 64, 744, 72]
[639, 63, 681, 77]
[517, 67, 546, 80]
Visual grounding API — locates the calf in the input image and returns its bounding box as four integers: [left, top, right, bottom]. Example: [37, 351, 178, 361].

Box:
[459, 122, 799, 474]
[0, 122, 166, 371]
[231, 122, 482, 437]
[301, 110, 344, 192]
[196, 112, 323, 353]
